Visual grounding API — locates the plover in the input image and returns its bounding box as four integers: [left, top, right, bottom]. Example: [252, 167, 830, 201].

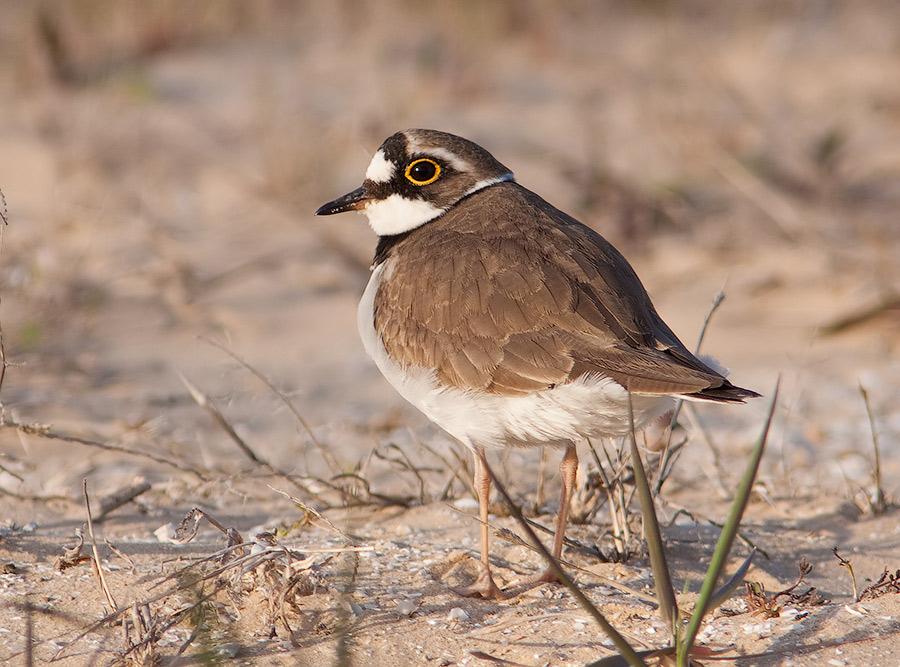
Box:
[317, 129, 758, 599]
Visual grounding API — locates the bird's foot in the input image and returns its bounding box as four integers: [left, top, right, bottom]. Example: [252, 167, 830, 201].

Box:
[508, 566, 565, 592]
[530, 567, 562, 585]
[452, 570, 510, 600]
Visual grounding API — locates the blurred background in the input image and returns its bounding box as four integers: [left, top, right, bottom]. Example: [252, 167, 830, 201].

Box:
[0, 0, 898, 503]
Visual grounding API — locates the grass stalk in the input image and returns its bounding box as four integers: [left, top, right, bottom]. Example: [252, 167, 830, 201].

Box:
[676, 379, 779, 666]
[626, 392, 677, 633]
[858, 382, 886, 514]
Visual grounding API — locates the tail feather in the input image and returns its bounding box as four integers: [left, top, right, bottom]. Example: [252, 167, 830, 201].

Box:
[683, 381, 761, 404]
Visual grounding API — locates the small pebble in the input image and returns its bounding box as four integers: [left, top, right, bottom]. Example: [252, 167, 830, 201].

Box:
[447, 607, 469, 622]
[453, 497, 479, 511]
[153, 523, 179, 543]
[213, 644, 239, 658]
[396, 599, 417, 616]
[741, 621, 774, 637]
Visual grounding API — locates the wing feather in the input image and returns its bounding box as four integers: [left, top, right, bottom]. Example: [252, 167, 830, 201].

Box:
[374, 182, 754, 401]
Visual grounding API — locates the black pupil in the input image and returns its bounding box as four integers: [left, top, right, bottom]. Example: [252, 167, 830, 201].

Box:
[411, 161, 436, 182]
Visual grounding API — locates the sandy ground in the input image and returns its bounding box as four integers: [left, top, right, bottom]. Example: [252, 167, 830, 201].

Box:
[1, 2, 899, 665]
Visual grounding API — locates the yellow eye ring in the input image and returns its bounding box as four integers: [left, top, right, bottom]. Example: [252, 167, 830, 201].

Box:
[404, 158, 441, 185]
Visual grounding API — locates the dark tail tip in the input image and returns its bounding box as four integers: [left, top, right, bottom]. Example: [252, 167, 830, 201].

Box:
[686, 381, 761, 404]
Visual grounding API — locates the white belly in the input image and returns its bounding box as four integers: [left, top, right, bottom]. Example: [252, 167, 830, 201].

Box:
[358, 262, 674, 449]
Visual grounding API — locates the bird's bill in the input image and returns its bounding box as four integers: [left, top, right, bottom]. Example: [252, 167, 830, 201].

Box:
[316, 186, 368, 215]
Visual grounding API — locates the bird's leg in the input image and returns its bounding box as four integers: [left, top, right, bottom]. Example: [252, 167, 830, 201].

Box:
[454, 446, 507, 599]
[534, 442, 578, 584]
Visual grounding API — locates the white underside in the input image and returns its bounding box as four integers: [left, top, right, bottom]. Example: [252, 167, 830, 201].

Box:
[359, 262, 675, 450]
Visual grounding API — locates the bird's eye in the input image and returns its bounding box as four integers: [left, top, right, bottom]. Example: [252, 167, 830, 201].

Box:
[405, 158, 441, 185]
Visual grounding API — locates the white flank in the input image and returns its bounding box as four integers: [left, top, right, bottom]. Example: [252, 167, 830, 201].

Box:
[359, 262, 674, 450]
[363, 193, 445, 235]
[365, 150, 395, 183]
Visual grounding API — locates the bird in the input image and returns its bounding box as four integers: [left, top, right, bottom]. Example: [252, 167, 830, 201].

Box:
[316, 129, 758, 599]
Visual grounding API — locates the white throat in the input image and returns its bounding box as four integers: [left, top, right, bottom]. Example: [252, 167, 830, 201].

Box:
[362, 194, 445, 236]
[360, 172, 514, 237]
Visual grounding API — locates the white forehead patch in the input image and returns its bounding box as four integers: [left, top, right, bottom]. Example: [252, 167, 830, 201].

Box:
[365, 150, 396, 183]
[363, 193, 445, 236]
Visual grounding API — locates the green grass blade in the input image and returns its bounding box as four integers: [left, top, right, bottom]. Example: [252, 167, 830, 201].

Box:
[626, 392, 677, 634]
[707, 548, 756, 611]
[677, 379, 779, 666]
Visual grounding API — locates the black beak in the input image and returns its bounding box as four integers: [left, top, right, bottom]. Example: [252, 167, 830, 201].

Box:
[316, 186, 369, 215]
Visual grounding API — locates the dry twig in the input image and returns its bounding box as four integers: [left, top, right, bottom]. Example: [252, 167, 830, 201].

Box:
[858, 382, 887, 515]
[834, 546, 900, 602]
[833, 547, 858, 601]
[96, 479, 153, 522]
[859, 568, 900, 601]
[0, 415, 209, 480]
[178, 371, 268, 466]
[54, 526, 92, 571]
[82, 480, 118, 612]
[744, 558, 823, 617]
[201, 336, 341, 475]
[268, 485, 357, 544]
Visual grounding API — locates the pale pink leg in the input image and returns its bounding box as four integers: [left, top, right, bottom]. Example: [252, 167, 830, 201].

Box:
[455, 446, 507, 599]
[535, 443, 578, 583]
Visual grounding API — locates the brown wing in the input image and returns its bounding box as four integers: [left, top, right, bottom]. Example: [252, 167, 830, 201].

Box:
[374, 182, 752, 400]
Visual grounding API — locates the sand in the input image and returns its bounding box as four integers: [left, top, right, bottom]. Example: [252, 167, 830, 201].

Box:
[0, 3, 898, 665]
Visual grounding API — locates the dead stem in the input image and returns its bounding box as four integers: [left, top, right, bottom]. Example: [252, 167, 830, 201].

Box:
[178, 371, 268, 466]
[95, 479, 153, 522]
[658, 287, 729, 494]
[201, 336, 341, 475]
[858, 382, 887, 515]
[859, 568, 900, 601]
[268, 485, 358, 544]
[82, 480, 118, 612]
[659, 499, 771, 560]
[745, 558, 823, 617]
[833, 547, 858, 601]
[1, 414, 210, 481]
[417, 437, 475, 500]
[373, 442, 428, 503]
[822, 294, 900, 335]
[177, 371, 352, 506]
